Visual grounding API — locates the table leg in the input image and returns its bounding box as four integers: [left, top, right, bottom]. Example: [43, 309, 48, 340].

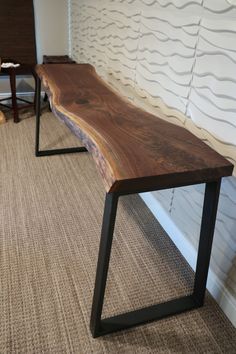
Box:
[35, 75, 87, 157]
[90, 193, 119, 337]
[35, 76, 42, 156]
[90, 180, 221, 337]
[193, 180, 221, 305]
[9, 68, 19, 123]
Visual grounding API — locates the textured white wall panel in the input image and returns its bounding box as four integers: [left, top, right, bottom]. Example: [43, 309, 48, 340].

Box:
[69, 0, 236, 325]
[188, 17, 236, 146]
[151, 189, 174, 212]
[136, 8, 200, 114]
[204, 0, 236, 14]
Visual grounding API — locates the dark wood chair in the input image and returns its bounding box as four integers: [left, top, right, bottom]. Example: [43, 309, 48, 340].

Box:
[0, 0, 37, 123]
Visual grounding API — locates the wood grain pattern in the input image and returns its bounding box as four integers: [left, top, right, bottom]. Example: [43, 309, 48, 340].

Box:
[36, 64, 233, 194]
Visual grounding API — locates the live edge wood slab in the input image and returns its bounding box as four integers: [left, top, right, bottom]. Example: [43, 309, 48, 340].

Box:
[35, 64, 233, 194]
[35, 64, 233, 338]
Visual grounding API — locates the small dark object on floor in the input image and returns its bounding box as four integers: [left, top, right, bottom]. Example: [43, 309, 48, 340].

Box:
[0, 62, 36, 123]
[42, 55, 76, 64]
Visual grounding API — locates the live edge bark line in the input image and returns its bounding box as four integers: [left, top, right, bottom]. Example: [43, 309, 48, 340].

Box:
[36, 64, 233, 194]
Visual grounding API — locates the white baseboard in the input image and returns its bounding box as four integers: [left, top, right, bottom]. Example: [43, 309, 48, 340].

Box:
[140, 192, 236, 327]
[0, 91, 35, 98]
[0, 91, 45, 99]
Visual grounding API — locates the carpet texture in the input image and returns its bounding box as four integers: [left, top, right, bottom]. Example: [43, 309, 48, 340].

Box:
[0, 112, 235, 353]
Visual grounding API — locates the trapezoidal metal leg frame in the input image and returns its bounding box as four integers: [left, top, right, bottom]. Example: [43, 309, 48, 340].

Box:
[90, 180, 221, 338]
[35, 76, 87, 157]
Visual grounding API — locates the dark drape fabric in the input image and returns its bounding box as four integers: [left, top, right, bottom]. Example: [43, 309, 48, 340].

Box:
[0, 0, 37, 65]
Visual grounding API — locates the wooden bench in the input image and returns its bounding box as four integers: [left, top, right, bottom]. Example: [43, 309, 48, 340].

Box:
[35, 64, 233, 338]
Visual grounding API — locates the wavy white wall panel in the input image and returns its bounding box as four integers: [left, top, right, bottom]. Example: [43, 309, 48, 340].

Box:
[151, 189, 174, 212]
[227, 259, 236, 298]
[204, 0, 236, 14]
[170, 181, 236, 280]
[69, 0, 236, 325]
[136, 8, 200, 114]
[188, 22, 236, 146]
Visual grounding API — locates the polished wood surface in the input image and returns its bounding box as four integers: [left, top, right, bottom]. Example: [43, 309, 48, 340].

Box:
[36, 64, 233, 193]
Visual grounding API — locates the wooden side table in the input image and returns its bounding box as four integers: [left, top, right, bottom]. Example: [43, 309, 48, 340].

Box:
[0, 62, 36, 123]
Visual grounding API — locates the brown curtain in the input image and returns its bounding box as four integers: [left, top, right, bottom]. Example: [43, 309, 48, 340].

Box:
[0, 0, 37, 65]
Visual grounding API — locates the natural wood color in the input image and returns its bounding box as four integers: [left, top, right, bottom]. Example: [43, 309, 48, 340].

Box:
[0, 111, 6, 125]
[36, 64, 233, 193]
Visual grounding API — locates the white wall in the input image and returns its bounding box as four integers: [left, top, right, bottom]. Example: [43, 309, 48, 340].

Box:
[34, 0, 69, 64]
[69, 0, 236, 326]
[0, 0, 69, 96]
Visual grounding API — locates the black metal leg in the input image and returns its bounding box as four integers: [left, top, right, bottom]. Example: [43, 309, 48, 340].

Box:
[32, 71, 38, 114]
[35, 76, 41, 156]
[35, 75, 87, 157]
[193, 180, 221, 305]
[90, 193, 119, 337]
[9, 68, 19, 123]
[90, 180, 222, 337]
[43, 92, 48, 102]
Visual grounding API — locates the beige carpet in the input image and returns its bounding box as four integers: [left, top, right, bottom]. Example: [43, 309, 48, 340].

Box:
[0, 112, 235, 353]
